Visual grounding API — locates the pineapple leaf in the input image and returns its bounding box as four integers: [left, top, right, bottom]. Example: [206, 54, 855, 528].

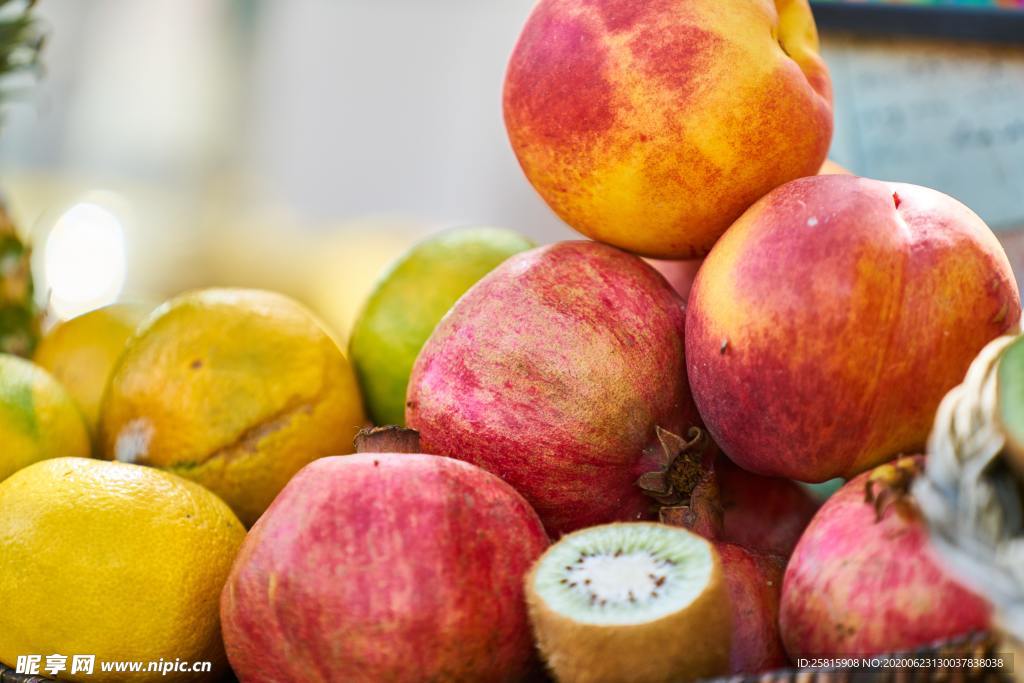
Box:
[0, 0, 43, 104]
[0, 1, 40, 358]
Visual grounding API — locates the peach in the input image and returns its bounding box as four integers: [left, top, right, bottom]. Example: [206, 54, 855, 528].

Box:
[504, 0, 833, 259]
[646, 258, 703, 304]
[818, 158, 850, 175]
[686, 175, 1020, 482]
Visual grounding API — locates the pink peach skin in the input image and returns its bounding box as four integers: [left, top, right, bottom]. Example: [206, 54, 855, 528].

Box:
[687, 175, 1021, 482]
[646, 258, 703, 304]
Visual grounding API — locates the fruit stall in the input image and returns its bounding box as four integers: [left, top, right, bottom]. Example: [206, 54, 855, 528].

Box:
[1, 1, 1024, 682]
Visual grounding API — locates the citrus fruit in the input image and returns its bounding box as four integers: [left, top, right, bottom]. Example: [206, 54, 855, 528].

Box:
[0, 353, 89, 481]
[349, 226, 533, 426]
[99, 288, 366, 526]
[0, 457, 245, 682]
[33, 303, 148, 437]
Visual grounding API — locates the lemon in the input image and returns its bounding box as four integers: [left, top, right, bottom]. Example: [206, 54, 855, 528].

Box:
[99, 288, 366, 526]
[34, 304, 148, 438]
[0, 354, 89, 481]
[0, 457, 245, 683]
[349, 226, 533, 425]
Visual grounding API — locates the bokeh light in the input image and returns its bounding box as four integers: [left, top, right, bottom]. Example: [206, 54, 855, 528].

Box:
[43, 201, 127, 319]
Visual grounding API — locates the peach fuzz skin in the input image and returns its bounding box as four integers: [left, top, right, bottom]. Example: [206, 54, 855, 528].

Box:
[642, 156, 848, 297]
[818, 158, 850, 175]
[406, 241, 701, 537]
[686, 175, 1020, 482]
[504, 0, 833, 259]
[779, 458, 991, 657]
[220, 454, 549, 683]
[646, 258, 703, 304]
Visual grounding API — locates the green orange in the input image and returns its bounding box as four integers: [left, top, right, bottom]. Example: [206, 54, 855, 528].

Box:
[0, 354, 90, 481]
[349, 227, 534, 426]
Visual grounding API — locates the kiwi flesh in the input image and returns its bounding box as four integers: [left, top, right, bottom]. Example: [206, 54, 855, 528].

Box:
[525, 522, 731, 683]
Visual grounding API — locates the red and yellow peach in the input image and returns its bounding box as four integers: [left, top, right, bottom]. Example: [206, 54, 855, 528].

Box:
[504, 0, 833, 258]
[687, 175, 1020, 482]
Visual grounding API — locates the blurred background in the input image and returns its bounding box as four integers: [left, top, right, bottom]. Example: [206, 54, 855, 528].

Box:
[1, 0, 1022, 339]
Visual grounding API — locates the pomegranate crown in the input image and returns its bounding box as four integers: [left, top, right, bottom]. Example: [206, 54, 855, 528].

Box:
[864, 456, 922, 522]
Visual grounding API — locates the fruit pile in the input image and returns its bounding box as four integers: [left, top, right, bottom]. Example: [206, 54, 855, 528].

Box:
[0, 1, 1020, 683]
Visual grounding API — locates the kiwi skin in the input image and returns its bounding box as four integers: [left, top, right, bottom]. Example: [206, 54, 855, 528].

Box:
[524, 523, 732, 683]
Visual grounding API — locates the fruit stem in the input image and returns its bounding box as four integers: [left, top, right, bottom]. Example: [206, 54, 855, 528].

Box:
[864, 456, 921, 522]
[355, 426, 421, 454]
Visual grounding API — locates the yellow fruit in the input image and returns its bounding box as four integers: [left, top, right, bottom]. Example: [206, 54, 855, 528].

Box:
[0, 354, 89, 481]
[0, 457, 245, 683]
[99, 288, 366, 526]
[33, 304, 148, 437]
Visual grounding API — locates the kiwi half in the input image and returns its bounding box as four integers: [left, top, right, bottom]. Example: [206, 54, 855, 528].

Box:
[525, 522, 731, 683]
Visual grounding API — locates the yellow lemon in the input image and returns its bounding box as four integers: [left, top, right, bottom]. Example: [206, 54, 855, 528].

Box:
[0, 354, 89, 481]
[33, 303, 148, 438]
[0, 457, 245, 683]
[99, 288, 366, 526]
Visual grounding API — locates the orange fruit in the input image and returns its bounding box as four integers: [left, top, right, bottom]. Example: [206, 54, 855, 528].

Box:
[0, 457, 245, 682]
[0, 354, 89, 481]
[99, 288, 366, 525]
[34, 303, 148, 438]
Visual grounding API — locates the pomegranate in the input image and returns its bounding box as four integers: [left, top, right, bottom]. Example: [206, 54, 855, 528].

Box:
[653, 435, 799, 673]
[406, 241, 700, 536]
[717, 457, 819, 557]
[718, 544, 788, 673]
[780, 456, 992, 657]
[644, 429, 817, 558]
[220, 451, 549, 683]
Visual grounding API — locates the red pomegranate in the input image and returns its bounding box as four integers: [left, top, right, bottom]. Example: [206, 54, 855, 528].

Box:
[780, 456, 991, 657]
[220, 452, 549, 683]
[656, 439, 810, 673]
[407, 241, 700, 536]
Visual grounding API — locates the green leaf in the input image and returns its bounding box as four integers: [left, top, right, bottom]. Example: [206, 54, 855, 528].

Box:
[0, 0, 43, 107]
